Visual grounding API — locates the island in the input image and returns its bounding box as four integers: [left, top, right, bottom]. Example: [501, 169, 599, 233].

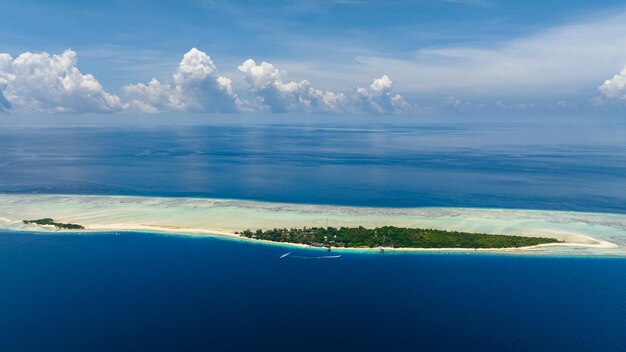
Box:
[240, 226, 561, 249]
[1, 194, 621, 256]
[23, 218, 85, 230]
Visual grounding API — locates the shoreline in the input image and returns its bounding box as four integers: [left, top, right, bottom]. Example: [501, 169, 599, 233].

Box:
[0, 225, 618, 257]
[0, 193, 624, 256]
[84, 224, 619, 253]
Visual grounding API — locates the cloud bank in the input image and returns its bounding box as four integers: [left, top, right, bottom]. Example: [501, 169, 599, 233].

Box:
[5, 34, 626, 115]
[238, 59, 412, 113]
[4, 10, 626, 115]
[0, 48, 412, 115]
[0, 50, 122, 113]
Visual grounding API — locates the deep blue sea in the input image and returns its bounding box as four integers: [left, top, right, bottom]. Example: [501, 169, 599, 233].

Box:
[1, 120, 626, 212]
[1, 119, 626, 351]
[1, 232, 625, 352]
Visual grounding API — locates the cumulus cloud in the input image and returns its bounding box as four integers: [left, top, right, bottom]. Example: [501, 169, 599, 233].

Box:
[0, 50, 123, 113]
[239, 59, 411, 113]
[0, 47, 416, 115]
[352, 75, 412, 113]
[124, 48, 241, 112]
[238, 59, 347, 113]
[599, 67, 626, 100]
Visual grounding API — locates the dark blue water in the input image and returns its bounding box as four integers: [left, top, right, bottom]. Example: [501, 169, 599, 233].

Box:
[1, 121, 626, 213]
[1, 232, 625, 352]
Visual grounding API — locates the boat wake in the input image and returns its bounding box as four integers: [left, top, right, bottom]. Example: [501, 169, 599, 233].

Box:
[280, 252, 341, 259]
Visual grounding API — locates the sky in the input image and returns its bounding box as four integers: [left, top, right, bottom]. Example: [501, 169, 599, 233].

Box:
[2, 0, 626, 116]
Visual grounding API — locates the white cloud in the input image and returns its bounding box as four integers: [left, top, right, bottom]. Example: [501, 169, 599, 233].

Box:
[599, 67, 626, 100]
[238, 59, 412, 113]
[124, 48, 241, 113]
[0, 48, 415, 115]
[238, 59, 348, 113]
[352, 75, 412, 113]
[0, 50, 122, 113]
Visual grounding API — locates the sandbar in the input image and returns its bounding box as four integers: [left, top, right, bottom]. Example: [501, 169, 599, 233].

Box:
[1, 194, 625, 256]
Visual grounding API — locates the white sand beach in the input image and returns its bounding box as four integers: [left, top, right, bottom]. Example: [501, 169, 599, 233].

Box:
[1, 194, 625, 256]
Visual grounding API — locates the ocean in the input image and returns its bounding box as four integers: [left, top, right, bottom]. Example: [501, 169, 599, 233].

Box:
[1, 232, 625, 351]
[1, 120, 625, 213]
[1, 120, 626, 351]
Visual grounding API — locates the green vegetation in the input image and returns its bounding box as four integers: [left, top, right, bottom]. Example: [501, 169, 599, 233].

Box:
[23, 218, 84, 230]
[240, 226, 560, 249]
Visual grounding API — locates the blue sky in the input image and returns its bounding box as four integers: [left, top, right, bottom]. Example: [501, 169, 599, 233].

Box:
[2, 0, 626, 115]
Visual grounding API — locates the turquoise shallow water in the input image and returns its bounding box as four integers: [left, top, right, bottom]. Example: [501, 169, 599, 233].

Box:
[1, 231, 625, 352]
[2, 194, 626, 256]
